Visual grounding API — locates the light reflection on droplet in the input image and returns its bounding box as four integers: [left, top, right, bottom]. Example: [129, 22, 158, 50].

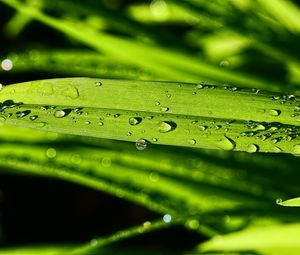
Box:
[1, 59, 13, 71]
[163, 214, 172, 223]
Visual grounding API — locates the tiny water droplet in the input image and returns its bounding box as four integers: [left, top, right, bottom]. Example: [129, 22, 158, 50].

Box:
[152, 138, 158, 142]
[129, 117, 142, 125]
[196, 83, 204, 89]
[127, 132, 132, 136]
[62, 86, 79, 99]
[246, 144, 258, 153]
[160, 106, 169, 112]
[199, 125, 207, 131]
[155, 101, 160, 106]
[34, 122, 47, 127]
[54, 110, 66, 118]
[269, 109, 281, 116]
[85, 121, 91, 125]
[147, 116, 153, 120]
[158, 121, 177, 133]
[95, 81, 102, 87]
[29, 115, 38, 121]
[136, 138, 148, 150]
[98, 122, 104, 126]
[186, 219, 199, 230]
[46, 148, 56, 159]
[114, 114, 120, 118]
[188, 139, 196, 145]
[292, 144, 300, 155]
[163, 214, 172, 223]
[217, 136, 235, 151]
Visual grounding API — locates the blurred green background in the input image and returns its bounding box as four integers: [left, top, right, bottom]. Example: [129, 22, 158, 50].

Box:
[1, 0, 300, 254]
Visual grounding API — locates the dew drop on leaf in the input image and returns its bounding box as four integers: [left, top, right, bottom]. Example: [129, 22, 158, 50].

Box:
[85, 121, 91, 125]
[158, 121, 177, 133]
[127, 132, 132, 136]
[46, 147, 56, 159]
[136, 138, 148, 150]
[188, 139, 196, 145]
[160, 106, 169, 112]
[216, 136, 235, 151]
[199, 125, 207, 131]
[269, 109, 281, 116]
[54, 110, 66, 118]
[16, 110, 31, 118]
[95, 81, 102, 87]
[246, 144, 258, 153]
[129, 117, 142, 125]
[29, 115, 38, 121]
[98, 122, 104, 126]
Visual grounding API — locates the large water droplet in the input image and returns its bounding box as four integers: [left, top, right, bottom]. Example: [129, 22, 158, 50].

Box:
[136, 139, 148, 150]
[216, 136, 235, 151]
[129, 117, 142, 125]
[158, 121, 177, 133]
[246, 144, 258, 153]
[54, 110, 66, 118]
[269, 109, 281, 116]
[292, 144, 300, 155]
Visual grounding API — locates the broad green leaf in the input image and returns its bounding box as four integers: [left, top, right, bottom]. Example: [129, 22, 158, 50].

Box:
[1, 78, 300, 154]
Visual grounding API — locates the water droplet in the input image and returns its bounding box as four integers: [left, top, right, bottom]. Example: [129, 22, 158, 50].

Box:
[254, 124, 265, 131]
[166, 94, 171, 98]
[147, 116, 153, 120]
[216, 136, 235, 151]
[294, 106, 300, 112]
[98, 122, 104, 126]
[85, 121, 91, 125]
[54, 110, 66, 118]
[149, 172, 160, 182]
[46, 148, 56, 159]
[95, 81, 102, 87]
[269, 126, 278, 132]
[16, 110, 31, 118]
[155, 101, 160, 106]
[127, 132, 132, 136]
[158, 121, 177, 133]
[129, 117, 142, 125]
[199, 125, 207, 131]
[114, 114, 120, 118]
[29, 115, 38, 121]
[276, 198, 283, 205]
[1, 59, 13, 71]
[270, 138, 278, 144]
[90, 239, 98, 247]
[246, 144, 258, 153]
[188, 139, 196, 145]
[269, 109, 281, 116]
[152, 138, 158, 142]
[34, 122, 47, 127]
[292, 144, 300, 155]
[160, 106, 169, 112]
[71, 154, 81, 164]
[136, 139, 148, 150]
[143, 221, 151, 230]
[62, 86, 79, 99]
[196, 83, 203, 89]
[163, 214, 172, 223]
[186, 219, 199, 230]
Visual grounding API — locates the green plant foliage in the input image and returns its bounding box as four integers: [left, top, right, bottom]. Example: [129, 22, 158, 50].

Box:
[1, 0, 300, 254]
